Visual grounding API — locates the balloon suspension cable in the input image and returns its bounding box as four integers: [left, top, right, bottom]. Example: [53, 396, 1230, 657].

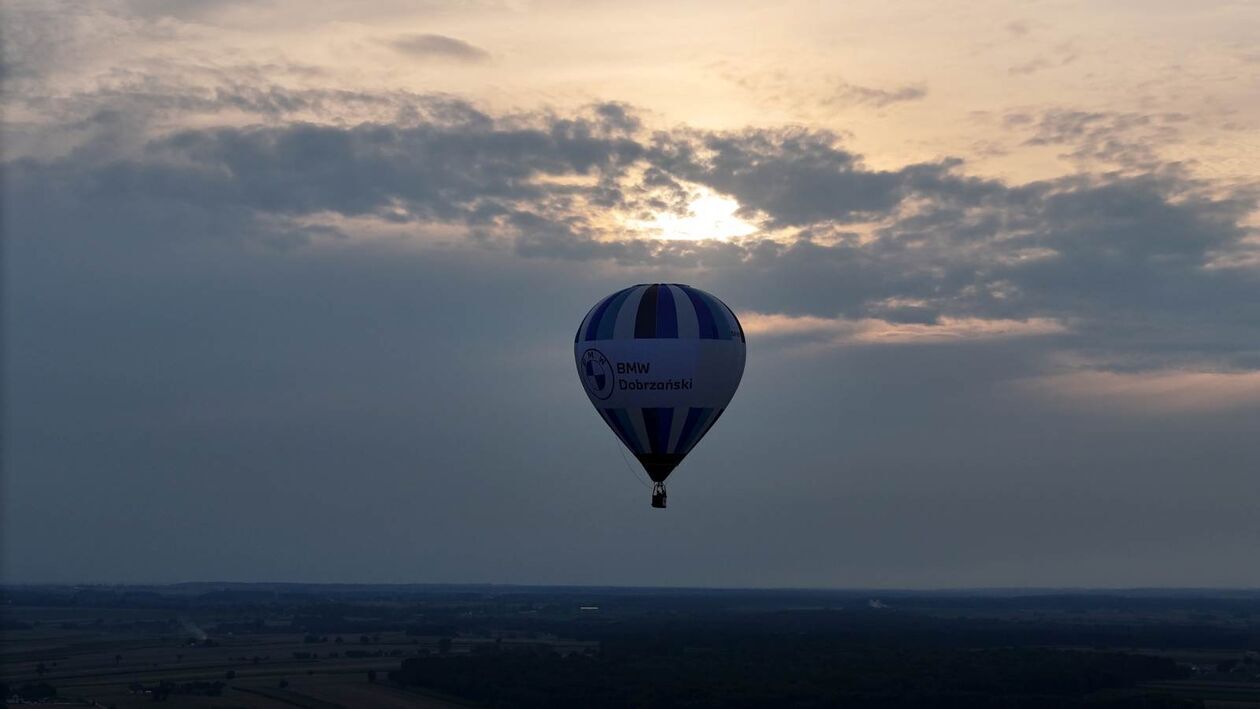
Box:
[612, 434, 651, 490]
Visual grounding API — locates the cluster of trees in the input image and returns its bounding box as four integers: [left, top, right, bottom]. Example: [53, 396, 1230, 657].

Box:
[386, 609, 1216, 709]
[128, 680, 225, 700]
[291, 649, 406, 660]
[4, 682, 58, 702]
[391, 647, 1196, 708]
[1214, 653, 1260, 676]
[216, 618, 267, 633]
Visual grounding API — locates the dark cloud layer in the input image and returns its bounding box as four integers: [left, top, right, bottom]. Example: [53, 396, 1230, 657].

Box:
[5, 87, 1260, 586]
[11, 97, 1254, 364]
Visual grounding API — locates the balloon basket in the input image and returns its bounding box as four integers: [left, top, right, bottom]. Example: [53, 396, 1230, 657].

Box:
[651, 482, 667, 509]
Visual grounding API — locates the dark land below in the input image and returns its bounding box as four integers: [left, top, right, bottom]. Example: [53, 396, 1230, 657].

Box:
[4, 584, 1260, 707]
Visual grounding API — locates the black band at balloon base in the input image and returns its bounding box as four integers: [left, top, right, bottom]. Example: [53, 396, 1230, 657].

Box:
[635, 453, 685, 482]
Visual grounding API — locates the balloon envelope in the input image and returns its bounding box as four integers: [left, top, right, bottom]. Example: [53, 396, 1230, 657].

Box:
[574, 284, 746, 483]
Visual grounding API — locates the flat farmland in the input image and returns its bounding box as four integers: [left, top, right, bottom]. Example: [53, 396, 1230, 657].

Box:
[5, 584, 1260, 707]
[2, 605, 470, 707]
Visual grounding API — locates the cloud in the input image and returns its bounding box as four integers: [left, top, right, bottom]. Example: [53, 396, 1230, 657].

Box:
[0, 2, 170, 82]
[5, 98, 645, 245]
[7, 94, 1257, 377]
[711, 66, 926, 116]
[650, 128, 944, 227]
[827, 81, 927, 108]
[388, 33, 490, 62]
[740, 312, 851, 337]
[1006, 109, 1189, 168]
[1004, 20, 1031, 37]
[742, 312, 1068, 346]
[1008, 57, 1052, 76]
[1008, 42, 1079, 76]
[1019, 368, 1260, 414]
[849, 317, 1067, 344]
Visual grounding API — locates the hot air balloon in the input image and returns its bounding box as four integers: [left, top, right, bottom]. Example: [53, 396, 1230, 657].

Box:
[575, 284, 746, 508]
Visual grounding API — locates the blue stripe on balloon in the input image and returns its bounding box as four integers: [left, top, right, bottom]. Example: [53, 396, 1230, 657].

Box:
[710, 297, 741, 342]
[583, 284, 738, 342]
[702, 291, 735, 340]
[725, 303, 745, 342]
[674, 406, 712, 455]
[697, 407, 726, 443]
[577, 292, 615, 343]
[634, 284, 660, 339]
[593, 287, 635, 341]
[582, 290, 619, 342]
[681, 286, 718, 339]
[655, 285, 678, 338]
[607, 408, 645, 454]
[602, 408, 630, 452]
[641, 407, 674, 455]
[597, 408, 631, 451]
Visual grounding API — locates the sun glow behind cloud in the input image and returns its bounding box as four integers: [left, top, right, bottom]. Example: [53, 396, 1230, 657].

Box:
[624, 186, 759, 241]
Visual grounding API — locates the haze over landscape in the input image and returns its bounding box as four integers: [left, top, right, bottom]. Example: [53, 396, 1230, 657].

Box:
[4, 0, 1260, 588]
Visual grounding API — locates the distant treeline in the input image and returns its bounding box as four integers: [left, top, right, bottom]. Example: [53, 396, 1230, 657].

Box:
[6, 585, 1260, 616]
[380, 605, 1249, 707]
[5, 585, 1259, 652]
[390, 645, 1193, 708]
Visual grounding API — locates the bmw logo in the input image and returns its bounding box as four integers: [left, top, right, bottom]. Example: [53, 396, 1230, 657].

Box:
[580, 348, 615, 400]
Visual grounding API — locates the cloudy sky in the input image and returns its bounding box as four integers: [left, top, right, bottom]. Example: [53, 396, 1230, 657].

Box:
[4, 0, 1259, 588]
